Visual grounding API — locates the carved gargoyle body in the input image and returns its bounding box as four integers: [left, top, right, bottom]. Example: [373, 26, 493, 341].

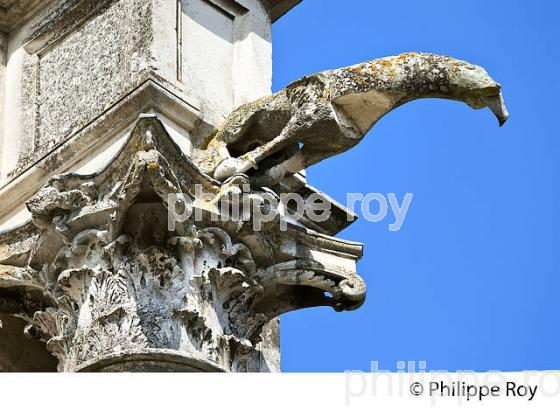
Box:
[198, 53, 508, 186]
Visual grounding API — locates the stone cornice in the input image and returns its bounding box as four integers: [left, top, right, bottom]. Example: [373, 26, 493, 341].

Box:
[1, 0, 301, 33]
[259, 0, 302, 22]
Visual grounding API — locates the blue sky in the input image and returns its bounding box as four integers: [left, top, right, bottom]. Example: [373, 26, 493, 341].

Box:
[273, 0, 560, 372]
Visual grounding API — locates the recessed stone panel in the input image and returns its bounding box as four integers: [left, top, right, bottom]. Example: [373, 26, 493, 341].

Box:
[35, 0, 150, 161]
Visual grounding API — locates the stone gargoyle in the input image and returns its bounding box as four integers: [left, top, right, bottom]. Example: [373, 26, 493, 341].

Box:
[196, 52, 509, 186]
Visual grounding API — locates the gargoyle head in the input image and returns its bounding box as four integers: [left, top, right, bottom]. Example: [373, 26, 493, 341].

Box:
[452, 63, 509, 126]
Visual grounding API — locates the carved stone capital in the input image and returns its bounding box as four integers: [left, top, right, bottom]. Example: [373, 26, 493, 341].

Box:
[0, 115, 365, 372]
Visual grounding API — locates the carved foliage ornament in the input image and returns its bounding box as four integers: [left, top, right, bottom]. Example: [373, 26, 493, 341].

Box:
[0, 116, 365, 371]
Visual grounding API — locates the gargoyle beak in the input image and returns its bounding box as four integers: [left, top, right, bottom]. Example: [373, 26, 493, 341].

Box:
[484, 92, 509, 127]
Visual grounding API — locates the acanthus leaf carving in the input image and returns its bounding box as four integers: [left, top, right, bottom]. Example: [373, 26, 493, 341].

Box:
[0, 115, 366, 372]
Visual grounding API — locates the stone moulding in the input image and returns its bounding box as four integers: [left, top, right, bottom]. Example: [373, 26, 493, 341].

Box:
[0, 114, 366, 372]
